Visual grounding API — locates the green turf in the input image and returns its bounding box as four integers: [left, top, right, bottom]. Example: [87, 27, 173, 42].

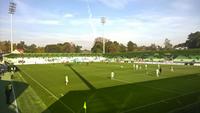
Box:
[14, 72, 51, 113]
[16, 63, 200, 113]
[0, 72, 29, 113]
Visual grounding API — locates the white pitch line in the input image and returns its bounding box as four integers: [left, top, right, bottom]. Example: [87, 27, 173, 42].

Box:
[16, 72, 27, 84]
[167, 101, 200, 113]
[112, 78, 132, 84]
[20, 70, 75, 113]
[119, 89, 200, 113]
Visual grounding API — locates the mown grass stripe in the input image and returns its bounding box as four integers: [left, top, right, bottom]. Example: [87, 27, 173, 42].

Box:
[8, 73, 19, 113]
[20, 69, 75, 113]
[119, 90, 200, 113]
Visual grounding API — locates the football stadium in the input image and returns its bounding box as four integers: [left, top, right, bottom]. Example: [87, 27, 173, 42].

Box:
[1, 0, 200, 113]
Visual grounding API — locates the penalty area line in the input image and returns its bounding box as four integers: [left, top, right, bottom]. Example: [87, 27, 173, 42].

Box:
[112, 78, 132, 84]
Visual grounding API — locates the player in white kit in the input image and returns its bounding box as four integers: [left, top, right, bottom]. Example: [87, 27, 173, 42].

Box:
[139, 65, 142, 70]
[65, 75, 68, 85]
[111, 72, 115, 80]
[156, 69, 159, 77]
[136, 65, 139, 70]
[145, 64, 148, 70]
[170, 66, 174, 72]
[158, 64, 160, 68]
[133, 64, 135, 69]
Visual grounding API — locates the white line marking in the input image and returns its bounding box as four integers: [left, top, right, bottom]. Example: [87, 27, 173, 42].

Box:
[119, 89, 200, 113]
[167, 101, 200, 113]
[16, 72, 26, 84]
[112, 78, 200, 113]
[121, 93, 133, 109]
[112, 78, 132, 84]
[20, 70, 75, 113]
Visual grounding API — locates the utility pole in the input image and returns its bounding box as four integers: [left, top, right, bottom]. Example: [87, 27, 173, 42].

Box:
[8, 0, 16, 53]
[101, 17, 106, 54]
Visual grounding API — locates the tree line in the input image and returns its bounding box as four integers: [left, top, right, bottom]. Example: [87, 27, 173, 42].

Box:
[174, 31, 200, 49]
[91, 31, 200, 53]
[91, 37, 172, 53]
[0, 41, 82, 53]
[0, 31, 199, 53]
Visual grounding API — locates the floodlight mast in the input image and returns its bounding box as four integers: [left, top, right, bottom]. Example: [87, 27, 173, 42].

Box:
[8, 0, 16, 53]
[101, 17, 106, 54]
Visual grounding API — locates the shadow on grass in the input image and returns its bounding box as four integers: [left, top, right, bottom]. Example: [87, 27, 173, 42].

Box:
[68, 65, 96, 90]
[35, 66, 200, 113]
[0, 79, 28, 113]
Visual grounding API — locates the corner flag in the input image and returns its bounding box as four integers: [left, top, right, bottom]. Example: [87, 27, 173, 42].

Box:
[83, 101, 87, 109]
[83, 101, 87, 113]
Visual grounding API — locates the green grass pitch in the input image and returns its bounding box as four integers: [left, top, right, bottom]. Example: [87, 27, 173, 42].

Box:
[16, 63, 200, 113]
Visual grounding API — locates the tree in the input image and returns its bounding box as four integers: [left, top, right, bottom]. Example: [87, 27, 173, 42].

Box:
[63, 42, 72, 53]
[70, 43, 76, 53]
[119, 44, 126, 52]
[91, 37, 111, 53]
[25, 44, 37, 53]
[35, 47, 45, 53]
[127, 41, 137, 52]
[0, 40, 82, 53]
[185, 31, 200, 48]
[44, 42, 81, 53]
[75, 45, 82, 53]
[164, 38, 173, 50]
[91, 41, 103, 53]
[106, 41, 120, 53]
[91, 37, 103, 53]
[17, 41, 26, 50]
[147, 43, 157, 51]
[0, 41, 11, 53]
[108, 43, 117, 53]
[174, 43, 186, 48]
[112, 41, 120, 53]
[105, 41, 112, 53]
[4, 41, 11, 53]
[45, 44, 61, 53]
[137, 46, 146, 51]
[157, 45, 163, 51]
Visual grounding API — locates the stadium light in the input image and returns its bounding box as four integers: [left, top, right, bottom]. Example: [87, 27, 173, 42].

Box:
[101, 17, 106, 54]
[8, 0, 16, 53]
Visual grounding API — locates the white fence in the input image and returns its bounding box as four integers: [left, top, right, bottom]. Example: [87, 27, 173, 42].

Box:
[5, 57, 106, 65]
[4, 57, 200, 66]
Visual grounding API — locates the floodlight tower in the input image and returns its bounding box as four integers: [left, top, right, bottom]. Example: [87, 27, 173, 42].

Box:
[8, 0, 16, 53]
[101, 17, 106, 54]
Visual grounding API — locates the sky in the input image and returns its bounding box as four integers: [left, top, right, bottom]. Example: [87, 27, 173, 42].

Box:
[0, 0, 200, 49]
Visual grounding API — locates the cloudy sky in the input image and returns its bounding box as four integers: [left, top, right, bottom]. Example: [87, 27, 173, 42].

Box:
[0, 0, 200, 49]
